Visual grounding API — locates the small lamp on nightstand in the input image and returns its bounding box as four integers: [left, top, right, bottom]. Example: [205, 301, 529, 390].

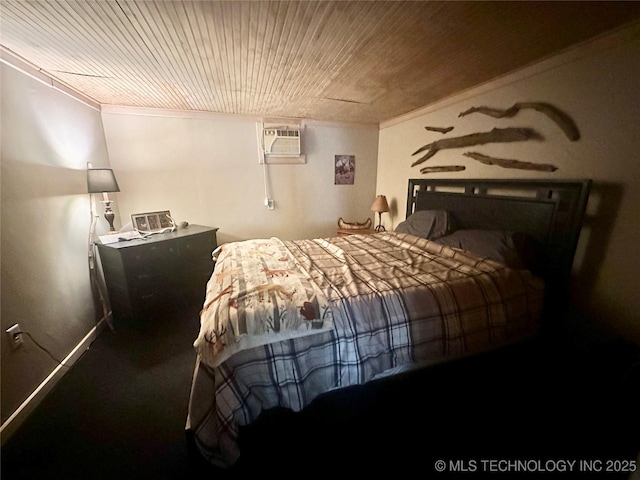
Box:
[87, 167, 121, 231]
[370, 194, 389, 232]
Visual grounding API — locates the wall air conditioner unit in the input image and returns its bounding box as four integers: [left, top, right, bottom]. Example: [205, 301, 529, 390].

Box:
[259, 119, 305, 164]
[263, 127, 301, 156]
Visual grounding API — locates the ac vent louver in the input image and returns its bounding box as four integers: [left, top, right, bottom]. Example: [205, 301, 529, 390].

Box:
[263, 127, 301, 156]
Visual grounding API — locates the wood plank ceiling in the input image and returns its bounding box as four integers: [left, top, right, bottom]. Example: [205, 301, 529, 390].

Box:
[2, 1, 639, 124]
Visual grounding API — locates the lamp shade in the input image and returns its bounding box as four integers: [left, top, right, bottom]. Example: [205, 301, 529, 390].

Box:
[87, 168, 120, 193]
[370, 195, 389, 213]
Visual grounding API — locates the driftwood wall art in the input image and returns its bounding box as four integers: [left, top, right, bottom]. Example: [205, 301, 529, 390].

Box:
[458, 102, 580, 141]
[463, 152, 558, 172]
[424, 126, 454, 134]
[419, 165, 466, 174]
[410, 100, 578, 174]
[411, 127, 542, 166]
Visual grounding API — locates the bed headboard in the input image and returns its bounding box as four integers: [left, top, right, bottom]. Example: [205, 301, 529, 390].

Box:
[406, 178, 591, 295]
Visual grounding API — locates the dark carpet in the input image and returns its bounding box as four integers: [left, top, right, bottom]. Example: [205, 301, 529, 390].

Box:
[2, 304, 639, 479]
[1, 305, 202, 480]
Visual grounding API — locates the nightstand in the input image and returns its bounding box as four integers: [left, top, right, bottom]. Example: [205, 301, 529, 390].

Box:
[96, 225, 218, 328]
[336, 228, 376, 236]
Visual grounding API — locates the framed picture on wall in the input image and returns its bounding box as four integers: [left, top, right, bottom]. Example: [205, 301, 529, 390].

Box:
[131, 210, 175, 234]
[334, 155, 355, 185]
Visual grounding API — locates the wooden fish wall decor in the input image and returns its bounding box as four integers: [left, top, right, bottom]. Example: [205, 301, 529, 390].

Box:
[411, 101, 577, 174]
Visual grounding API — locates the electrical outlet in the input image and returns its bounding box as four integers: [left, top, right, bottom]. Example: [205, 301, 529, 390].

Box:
[6, 324, 23, 349]
[264, 198, 275, 210]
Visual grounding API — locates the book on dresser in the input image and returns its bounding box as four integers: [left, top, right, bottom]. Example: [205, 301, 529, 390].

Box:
[95, 225, 218, 329]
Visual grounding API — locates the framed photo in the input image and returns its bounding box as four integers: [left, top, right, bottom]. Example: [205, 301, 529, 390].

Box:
[334, 155, 355, 185]
[131, 210, 175, 234]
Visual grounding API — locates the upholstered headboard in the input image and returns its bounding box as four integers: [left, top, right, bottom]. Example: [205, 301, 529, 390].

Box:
[406, 178, 591, 296]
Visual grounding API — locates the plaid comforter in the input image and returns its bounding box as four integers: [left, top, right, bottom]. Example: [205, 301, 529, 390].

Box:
[188, 232, 544, 468]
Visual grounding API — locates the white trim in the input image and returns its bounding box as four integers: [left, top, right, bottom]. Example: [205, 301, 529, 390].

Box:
[380, 20, 640, 129]
[100, 104, 264, 121]
[0, 317, 108, 444]
[100, 104, 378, 128]
[0, 47, 101, 111]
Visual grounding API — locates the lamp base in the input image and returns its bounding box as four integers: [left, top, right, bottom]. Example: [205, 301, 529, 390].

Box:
[105, 212, 116, 232]
[374, 212, 386, 232]
[103, 200, 116, 232]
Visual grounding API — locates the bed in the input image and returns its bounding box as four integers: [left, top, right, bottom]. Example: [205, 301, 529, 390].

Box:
[186, 178, 591, 469]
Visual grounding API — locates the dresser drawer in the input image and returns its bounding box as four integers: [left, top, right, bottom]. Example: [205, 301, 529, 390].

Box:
[121, 243, 175, 270]
[177, 232, 216, 261]
[177, 230, 217, 294]
[131, 289, 170, 312]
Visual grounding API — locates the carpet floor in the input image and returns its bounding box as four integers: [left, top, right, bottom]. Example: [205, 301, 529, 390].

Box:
[2, 306, 639, 479]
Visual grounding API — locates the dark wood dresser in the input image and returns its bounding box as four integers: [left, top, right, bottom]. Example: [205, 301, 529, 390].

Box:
[96, 225, 218, 328]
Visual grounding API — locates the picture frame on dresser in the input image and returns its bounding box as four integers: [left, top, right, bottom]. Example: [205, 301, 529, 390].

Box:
[132, 210, 175, 234]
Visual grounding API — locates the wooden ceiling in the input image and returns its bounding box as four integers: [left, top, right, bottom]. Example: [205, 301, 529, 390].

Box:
[2, 1, 639, 124]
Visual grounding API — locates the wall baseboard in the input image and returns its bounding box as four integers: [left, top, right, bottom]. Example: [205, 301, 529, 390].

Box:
[0, 317, 108, 445]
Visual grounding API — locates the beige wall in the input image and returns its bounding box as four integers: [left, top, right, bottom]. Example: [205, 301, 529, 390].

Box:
[376, 23, 640, 343]
[1, 63, 112, 429]
[101, 108, 379, 244]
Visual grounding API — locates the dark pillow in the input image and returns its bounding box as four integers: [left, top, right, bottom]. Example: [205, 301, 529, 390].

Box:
[395, 210, 452, 240]
[434, 229, 534, 269]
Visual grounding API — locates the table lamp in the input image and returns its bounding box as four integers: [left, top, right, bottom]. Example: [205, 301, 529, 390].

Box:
[87, 168, 120, 231]
[370, 194, 389, 232]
